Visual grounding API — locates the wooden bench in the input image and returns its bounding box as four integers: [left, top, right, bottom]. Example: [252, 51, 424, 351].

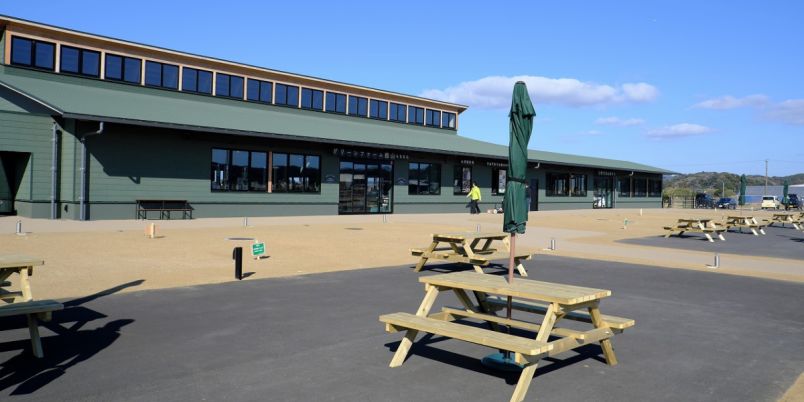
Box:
[663, 222, 726, 242]
[483, 296, 635, 332]
[136, 200, 193, 220]
[0, 300, 63, 358]
[411, 247, 533, 276]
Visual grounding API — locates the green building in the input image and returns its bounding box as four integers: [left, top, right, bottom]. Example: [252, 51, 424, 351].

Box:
[0, 15, 669, 220]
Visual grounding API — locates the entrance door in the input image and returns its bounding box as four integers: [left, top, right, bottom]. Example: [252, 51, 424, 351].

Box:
[338, 160, 393, 214]
[529, 178, 539, 211]
[593, 176, 614, 209]
[0, 152, 30, 214]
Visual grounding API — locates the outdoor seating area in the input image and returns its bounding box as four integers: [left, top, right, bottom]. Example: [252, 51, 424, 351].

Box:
[766, 213, 802, 230]
[0, 255, 63, 358]
[411, 232, 533, 276]
[663, 218, 727, 242]
[722, 216, 766, 236]
[135, 200, 194, 220]
[380, 271, 633, 402]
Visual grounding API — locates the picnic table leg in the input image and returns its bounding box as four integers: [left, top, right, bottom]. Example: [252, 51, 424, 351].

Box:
[460, 243, 485, 274]
[26, 314, 44, 358]
[19, 266, 33, 302]
[413, 241, 439, 272]
[389, 285, 440, 367]
[510, 303, 558, 402]
[588, 303, 618, 366]
[514, 256, 528, 277]
[718, 232, 726, 241]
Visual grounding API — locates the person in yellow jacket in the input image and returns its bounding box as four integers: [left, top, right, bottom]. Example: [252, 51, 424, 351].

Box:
[466, 181, 481, 214]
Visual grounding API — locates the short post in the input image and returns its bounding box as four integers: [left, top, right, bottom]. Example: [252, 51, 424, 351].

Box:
[145, 223, 156, 239]
[549, 237, 556, 251]
[476, 224, 481, 233]
[623, 218, 629, 229]
[382, 214, 388, 223]
[243, 217, 249, 227]
[15, 220, 22, 235]
[639, 208, 643, 216]
[233, 247, 243, 280]
[707, 253, 720, 269]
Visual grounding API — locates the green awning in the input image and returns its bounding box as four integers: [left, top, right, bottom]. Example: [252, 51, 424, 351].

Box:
[0, 65, 672, 174]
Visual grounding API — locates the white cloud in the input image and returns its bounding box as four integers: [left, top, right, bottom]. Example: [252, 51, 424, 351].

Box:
[647, 123, 713, 139]
[693, 94, 769, 109]
[765, 99, 804, 125]
[595, 116, 645, 126]
[420, 75, 659, 109]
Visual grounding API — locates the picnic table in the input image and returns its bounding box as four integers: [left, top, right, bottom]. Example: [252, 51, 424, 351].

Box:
[0, 255, 63, 358]
[664, 218, 726, 242]
[380, 271, 634, 402]
[765, 213, 802, 230]
[723, 216, 766, 236]
[411, 232, 532, 276]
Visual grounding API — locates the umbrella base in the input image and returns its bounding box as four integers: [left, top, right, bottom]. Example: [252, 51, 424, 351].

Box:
[481, 352, 524, 372]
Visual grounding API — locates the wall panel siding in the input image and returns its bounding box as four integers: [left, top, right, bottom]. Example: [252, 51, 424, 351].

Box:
[0, 111, 54, 211]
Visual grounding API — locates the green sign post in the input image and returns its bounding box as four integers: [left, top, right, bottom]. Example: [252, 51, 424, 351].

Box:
[252, 242, 265, 257]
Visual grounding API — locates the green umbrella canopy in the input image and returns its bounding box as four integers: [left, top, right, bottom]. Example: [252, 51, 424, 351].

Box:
[503, 82, 536, 234]
[739, 174, 747, 205]
[783, 180, 789, 204]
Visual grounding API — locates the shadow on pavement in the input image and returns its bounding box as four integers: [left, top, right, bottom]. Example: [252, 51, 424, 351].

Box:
[0, 280, 143, 395]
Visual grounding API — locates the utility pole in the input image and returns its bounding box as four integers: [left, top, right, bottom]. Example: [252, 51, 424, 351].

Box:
[764, 159, 768, 196]
[722, 182, 725, 198]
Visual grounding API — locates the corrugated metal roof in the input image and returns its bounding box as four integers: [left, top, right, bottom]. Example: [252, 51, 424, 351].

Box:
[0, 66, 672, 174]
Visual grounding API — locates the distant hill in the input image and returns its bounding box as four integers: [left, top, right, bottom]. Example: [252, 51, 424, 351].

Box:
[662, 172, 804, 197]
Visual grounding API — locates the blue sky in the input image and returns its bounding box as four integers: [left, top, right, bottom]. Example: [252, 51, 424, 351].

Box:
[2, 1, 802, 176]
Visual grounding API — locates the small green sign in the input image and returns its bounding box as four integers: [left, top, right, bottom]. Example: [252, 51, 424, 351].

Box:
[252, 242, 266, 256]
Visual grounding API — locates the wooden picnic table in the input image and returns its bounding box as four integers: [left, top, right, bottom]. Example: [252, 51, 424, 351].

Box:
[0, 255, 63, 358]
[766, 213, 802, 230]
[411, 232, 532, 276]
[380, 271, 634, 402]
[664, 218, 726, 242]
[723, 216, 766, 236]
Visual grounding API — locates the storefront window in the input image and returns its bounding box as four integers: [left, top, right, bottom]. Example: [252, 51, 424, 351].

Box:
[546, 173, 569, 196]
[453, 165, 472, 194]
[618, 177, 632, 197]
[409, 163, 441, 195]
[569, 174, 587, 197]
[272, 153, 321, 193]
[648, 177, 662, 197]
[492, 168, 507, 195]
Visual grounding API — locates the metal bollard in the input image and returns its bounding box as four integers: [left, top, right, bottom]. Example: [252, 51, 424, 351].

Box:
[16, 220, 22, 235]
[476, 224, 481, 233]
[233, 247, 243, 280]
[549, 238, 556, 250]
[243, 217, 249, 227]
[707, 253, 720, 269]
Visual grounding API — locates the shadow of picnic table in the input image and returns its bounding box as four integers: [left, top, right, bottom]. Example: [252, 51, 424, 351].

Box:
[0, 280, 143, 395]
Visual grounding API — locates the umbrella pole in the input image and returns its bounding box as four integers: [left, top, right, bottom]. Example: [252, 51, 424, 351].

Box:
[506, 233, 515, 357]
[482, 232, 523, 371]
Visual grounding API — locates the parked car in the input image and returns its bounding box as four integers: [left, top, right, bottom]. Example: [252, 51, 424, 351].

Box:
[716, 197, 737, 209]
[695, 193, 715, 209]
[783, 194, 802, 210]
[761, 195, 781, 210]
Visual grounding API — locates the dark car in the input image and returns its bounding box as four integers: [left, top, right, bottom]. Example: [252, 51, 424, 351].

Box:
[784, 194, 802, 210]
[716, 197, 737, 209]
[695, 193, 715, 209]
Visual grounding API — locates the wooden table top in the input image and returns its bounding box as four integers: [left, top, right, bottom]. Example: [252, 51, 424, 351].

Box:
[432, 232, 509, 241]
[0, 255, 44, 269]
[678, 218, 712, 223]
[727, 216, 754, 219]
[420, 271, 611, 305]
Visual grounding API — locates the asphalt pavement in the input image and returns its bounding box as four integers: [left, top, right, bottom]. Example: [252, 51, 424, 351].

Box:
[0, 255, 802, 401]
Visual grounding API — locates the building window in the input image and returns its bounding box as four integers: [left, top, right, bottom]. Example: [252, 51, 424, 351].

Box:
[301, 88, 324, 111]
[408, 163, 441, 195]
[453, 165, 472, 194]
[390, 103, 407, 122]
[618, 177, 632, 197]
[408, 106, 424, 125]
[272, 153, 321, 193]
[547, 173, 569, 196]
[370, 99, 388, 120]
[426, 109, 441, 127]
[275, 83, 299, 107]
[492, 168, 507, 195]
[348, 96, 368, 117]
[59, 45, 100, 77]
[145, 61, 179, 89]
[215, 73, 244, 99]
[569, 174, 587, 197]
[442, 112, 456, 129]
[247, 78, 273, 104]
[182, 67, 213, 94]
[326, 92, 347, 113]
[648, 177, 662, 197]
[634, 177, 648, 197]
[105, 54, 141, 83]
[10, 36, 55, 70]
[210, 148, 271, 192]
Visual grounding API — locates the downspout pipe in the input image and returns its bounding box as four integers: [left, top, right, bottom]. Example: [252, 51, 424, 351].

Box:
[50, 122, 58, 220]
[79, 121, 104, 221]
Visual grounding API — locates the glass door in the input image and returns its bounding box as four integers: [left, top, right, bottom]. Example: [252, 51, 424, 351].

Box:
[339, 160, 393, 214]
[593, 176, 614, 209]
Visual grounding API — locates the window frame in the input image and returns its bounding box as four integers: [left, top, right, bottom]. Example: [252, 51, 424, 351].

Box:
[144, 60, 179, 90]
[569, 173, 587, 197]
[104, 53, 142, 84]
[408, 106, 424, 125]
[210, 148, 273, 192]
[348, 95, 368, 117]
[648, 177, 662, 198]
[59, 45, 101, 78]
[453, 165, 473, 195]
[301, 87, 324, 111]
[182, 67, 213, 94]
[10, 36, 56, 71]
[426, 109, 442, 128]
[618, 176, 632, 198]
[270, 152, 322, 193]
[408, 162, 442, 195]
[215, 72, 245, 99]
[369, 99, 388, 120]
[442, 112, 457, 129]
[275, 83, 300, 107]
[246, 78, 273, 104]
[325, 91, 347, 114]
[491, 168, 507, 195]
[546, 172, 570, 197]
[390, 103, 407, 123]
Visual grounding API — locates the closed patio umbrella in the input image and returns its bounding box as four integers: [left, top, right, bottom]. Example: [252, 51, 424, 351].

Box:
[482, 81, 536, 371]
[739, 174, 747, 206]
[782, 180, 789, 208]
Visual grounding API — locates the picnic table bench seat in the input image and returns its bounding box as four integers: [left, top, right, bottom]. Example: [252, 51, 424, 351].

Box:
[381, 312, 553, 356]
[136, 199, 193, 220]
[410, 247, 533, 275]
[483, 296, 635, 331]
[0, 299, 63, 358]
